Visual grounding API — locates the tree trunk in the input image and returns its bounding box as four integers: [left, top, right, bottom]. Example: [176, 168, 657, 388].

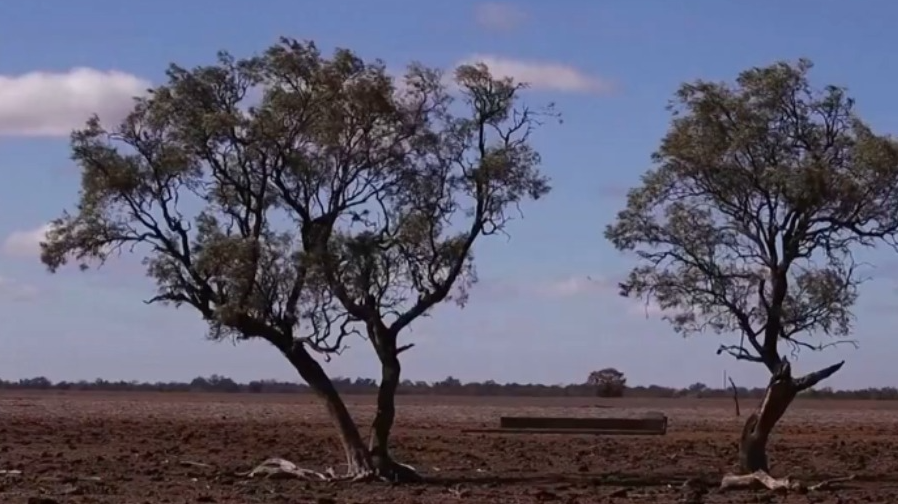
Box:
[369, 355, 399, 458]
[368, 353, 422, 482]
[738, 359, 845, 474]
[282, 343, 374, 476]
[738, 389, 794, 472]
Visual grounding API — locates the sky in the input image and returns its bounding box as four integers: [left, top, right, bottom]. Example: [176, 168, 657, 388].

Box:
[2, 0, 898, 390]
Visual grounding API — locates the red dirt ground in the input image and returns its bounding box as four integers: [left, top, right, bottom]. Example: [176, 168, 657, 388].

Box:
[2, 392, 898, 503]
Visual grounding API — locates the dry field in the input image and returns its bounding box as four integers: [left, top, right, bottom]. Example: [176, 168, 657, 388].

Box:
[2, 391, 898, 503]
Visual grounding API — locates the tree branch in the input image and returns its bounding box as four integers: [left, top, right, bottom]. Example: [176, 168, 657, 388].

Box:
[716, 344, 765, 363]
[793, 360, 845, 391]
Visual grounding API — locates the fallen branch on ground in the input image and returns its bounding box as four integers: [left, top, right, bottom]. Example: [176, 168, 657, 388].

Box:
[179, 460, 213, 468]
[719, 471, 856, 492]
[238, 457, 420, 483]
[237, 458, 331, 481]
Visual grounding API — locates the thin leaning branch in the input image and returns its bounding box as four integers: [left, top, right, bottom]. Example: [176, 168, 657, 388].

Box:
[780, 334, 859, 358]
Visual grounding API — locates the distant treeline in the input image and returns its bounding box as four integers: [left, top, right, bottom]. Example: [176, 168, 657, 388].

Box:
[3, 375, 896, 400]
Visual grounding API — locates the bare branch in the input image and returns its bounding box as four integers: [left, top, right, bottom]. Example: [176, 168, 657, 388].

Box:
[716, 344, 764, 363]
[793, 360, 846, 391]
[396, 343, 415, 355]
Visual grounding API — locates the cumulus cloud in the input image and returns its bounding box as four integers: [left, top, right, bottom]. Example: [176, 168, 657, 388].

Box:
[458, 55, 614, 95]
[0, 68, 150, 137]
[3, 223, 52, 258]
[0, 276, 38, 302]
[473, 2, 527, 32]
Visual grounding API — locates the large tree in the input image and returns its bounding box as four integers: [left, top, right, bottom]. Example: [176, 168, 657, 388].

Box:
[605, 59, 898, 477]
[40, 38, 552, 481]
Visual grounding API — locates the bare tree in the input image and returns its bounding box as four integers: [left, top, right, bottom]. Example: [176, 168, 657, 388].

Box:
[586, 368, 626, 397]
[605, 59, 898, 478]
[39, 38, 552, 482]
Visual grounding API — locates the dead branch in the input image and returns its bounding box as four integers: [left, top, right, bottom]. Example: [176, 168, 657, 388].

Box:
[728, 376, 740, 417]
[447, 484, 470, 498]
[238, 458, 330, 481]
[238, 457, 419, 483]
[719, 471, 856, 493]
[719, 471, 800, 492]
[793, 360, 846, 391]
[179, 460, 213, 468]
[808, 475, 856, 491]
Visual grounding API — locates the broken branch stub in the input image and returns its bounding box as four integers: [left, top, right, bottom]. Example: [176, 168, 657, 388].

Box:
[793, 360, 845, 392]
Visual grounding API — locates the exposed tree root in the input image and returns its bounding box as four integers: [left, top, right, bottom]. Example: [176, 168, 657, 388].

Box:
[372, 453, 423, 483]
[719, 471, 856, 493]
[239, 456, 422, 483]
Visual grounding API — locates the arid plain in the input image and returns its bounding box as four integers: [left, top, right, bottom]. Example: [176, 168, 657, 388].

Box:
[2, 391, 897, 503]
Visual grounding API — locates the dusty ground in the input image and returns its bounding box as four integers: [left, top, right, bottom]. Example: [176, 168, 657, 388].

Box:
[2, 392, 898, 503]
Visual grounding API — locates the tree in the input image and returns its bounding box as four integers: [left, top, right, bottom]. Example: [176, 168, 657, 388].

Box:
[605, 59, 898, 478]
[687, 382, 708, 397]
[39, 38, 552, 482]
[586, 368, 626, 397]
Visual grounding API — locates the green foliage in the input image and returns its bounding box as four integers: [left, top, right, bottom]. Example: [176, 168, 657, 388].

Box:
[605, 59, 898, 371]
[40, 38, 553, 356]
[587, 367, 626, 397]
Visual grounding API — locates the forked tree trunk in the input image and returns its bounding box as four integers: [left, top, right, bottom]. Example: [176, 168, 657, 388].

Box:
[738, 359, 845, 474]
[282, 343, 374, 475]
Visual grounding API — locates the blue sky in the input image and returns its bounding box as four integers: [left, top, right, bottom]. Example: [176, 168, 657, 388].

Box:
[2, 0, 898, 389]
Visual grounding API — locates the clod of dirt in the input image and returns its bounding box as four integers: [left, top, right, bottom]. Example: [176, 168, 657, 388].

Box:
[532, 489, 559, 501]
[27, 498, 61, 504]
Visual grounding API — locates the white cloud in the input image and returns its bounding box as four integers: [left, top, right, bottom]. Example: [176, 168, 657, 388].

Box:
[537, 276, 609, 298]
[0, 276, 39, 302]
[627, 299, 669, 318]
[0, 68, 150, 137]
[534, 275, 671, 319]
[473, 2, 527, 32]
[458, 55, 614, 95]
[3, 223, 53, 258]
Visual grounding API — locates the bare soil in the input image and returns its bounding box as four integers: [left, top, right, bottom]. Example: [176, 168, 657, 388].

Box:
[2, 391, 898, 503]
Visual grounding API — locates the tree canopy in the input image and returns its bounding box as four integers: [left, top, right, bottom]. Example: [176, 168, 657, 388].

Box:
[40, 38, 552, 357]
[587, 368, 627, 397]
[605, 59, 898, 373]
